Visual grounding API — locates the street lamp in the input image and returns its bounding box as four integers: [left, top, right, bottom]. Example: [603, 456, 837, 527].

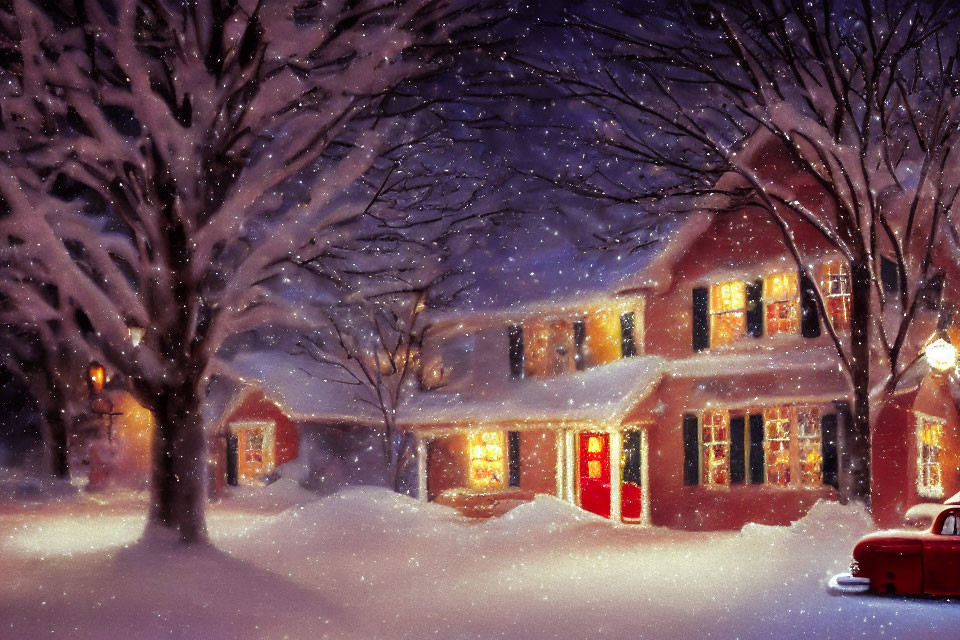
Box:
[925, 337, 957, 372]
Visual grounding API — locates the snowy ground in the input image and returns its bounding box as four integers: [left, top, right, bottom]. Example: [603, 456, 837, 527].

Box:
[2, 483, 959, 640]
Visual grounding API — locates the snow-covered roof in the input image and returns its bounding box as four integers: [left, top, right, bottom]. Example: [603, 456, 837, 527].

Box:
[399, 355, 664, 428]
[429, 214, 708, 327]
[214, 350, 381, 426]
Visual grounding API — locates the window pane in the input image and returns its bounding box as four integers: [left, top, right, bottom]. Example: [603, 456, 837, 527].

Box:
[821, 261, 851, 331]
[709, 281, 746, 347]
[796, 405, 822, 486]
[763, 406, 791, 485]
[917, 414, 945, 499]
[763, 272, 800, 335]
[702, 410, 730, 486]
[468, 431, 506, 491]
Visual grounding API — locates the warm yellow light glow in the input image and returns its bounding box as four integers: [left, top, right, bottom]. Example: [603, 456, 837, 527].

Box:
[709, 281, 746, 347]
[127, 325, 145, 347]
[763, 272, 800, 335]
[88, 362, 105, 394]
[467, 431, 505, 491]
[587, 436, 603, 453]
[917, 413, 945, 499]
[925, 338, 957, 371]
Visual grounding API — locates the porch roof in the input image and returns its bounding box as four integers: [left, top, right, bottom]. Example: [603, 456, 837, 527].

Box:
[398, 355, 665, 429]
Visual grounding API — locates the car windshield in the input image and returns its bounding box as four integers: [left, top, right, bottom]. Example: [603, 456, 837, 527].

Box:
[940, 513, 960, 536]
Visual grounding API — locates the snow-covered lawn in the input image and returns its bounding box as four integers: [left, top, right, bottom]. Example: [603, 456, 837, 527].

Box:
[1, 484, 958, 639]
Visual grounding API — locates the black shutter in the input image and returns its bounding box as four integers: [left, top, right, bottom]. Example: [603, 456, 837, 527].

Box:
[821, 413, 839, 488]
[880, 256, 899, 293]
[748, 413, 765, 484]
[508, 325, 524, 378]
[508, 431, 521, 487]
[730, 415, 746, 484]
[226, 433, 239, 487]
[800, 273, 821, 338]
[683, 413, 700, 485]
[573, 320, 586, 370]
[620, 312, 637, 357]
[692, 287, 709, 352]
[622, 431, 643, 485]
[746, 279, 764, 338]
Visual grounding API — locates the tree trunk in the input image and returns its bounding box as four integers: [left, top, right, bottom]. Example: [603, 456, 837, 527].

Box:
[147, 376, 208, 545]
[843, 259, 872, 506]
[44, 407, 70, 479]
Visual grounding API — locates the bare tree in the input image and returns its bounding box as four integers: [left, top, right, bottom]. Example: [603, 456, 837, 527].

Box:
[508, 0, 960, 503]
[291, 287, 441, 492]
[0, 324, 86, 479]
[0, 0, 492, 543]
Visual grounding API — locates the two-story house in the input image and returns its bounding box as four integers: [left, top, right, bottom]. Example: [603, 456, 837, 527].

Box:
[399, 137, 960, 530]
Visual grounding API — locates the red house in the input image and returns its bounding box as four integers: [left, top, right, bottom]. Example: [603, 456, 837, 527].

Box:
[208, 386, 300, 493]
[398, 136, 960, 529]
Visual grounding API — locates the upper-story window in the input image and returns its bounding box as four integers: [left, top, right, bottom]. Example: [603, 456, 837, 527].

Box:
[694, 264, 833, 351]
[709, 280, 746, 347]
[821, 260, 851, 331]
[620, 312, 637, 357]
[509, 304, 642, 379]
[763, 272, 800, 335]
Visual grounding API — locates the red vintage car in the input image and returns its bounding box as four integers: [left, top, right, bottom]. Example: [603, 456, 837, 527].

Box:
[831, 505, 960, 596]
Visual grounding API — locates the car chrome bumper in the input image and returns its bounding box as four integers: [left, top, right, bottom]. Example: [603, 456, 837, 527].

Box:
[828, 572, 871, 594]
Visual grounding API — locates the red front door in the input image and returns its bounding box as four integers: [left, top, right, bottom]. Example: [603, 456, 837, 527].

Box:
[578, 432, 610, 518]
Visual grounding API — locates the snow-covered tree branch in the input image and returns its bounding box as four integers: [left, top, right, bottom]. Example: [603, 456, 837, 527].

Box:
[0, 0, 494, 543]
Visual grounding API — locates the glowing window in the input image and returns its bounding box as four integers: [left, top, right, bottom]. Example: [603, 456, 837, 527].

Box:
[822, 261, 851, 331]
[702, 409, 730, 486]
[796, 405, 822, 486]
[916, 413, 945, 499]
[763, 272, 800, 335]
[763, 406, 792, 485]
[468, 431, 506, 491]
[710, 281, 746, 347]
[245, 431, 264, 464]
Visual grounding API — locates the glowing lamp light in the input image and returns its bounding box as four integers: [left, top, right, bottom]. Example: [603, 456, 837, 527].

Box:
[127, 325, 145, 347]
[88, 362, 106, 394]
[925, 338, 957, 372]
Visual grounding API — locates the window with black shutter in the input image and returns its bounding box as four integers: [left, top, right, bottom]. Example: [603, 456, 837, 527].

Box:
[821, 413, 839, 488]
[730, 415, 746, 484]
[746, 280, 763, 338]
[573, 320, 586, 370]
[692, 287, 709, 352]
[620, 312, 637, 357]
[800, 273, 821, 338]
[508, 324, 524, 378]
[748, 413, 765, 484]
[508, 431, 521, 487]
[683, 413, 700, 485]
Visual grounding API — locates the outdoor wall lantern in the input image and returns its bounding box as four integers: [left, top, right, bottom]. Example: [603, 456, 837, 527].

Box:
[925, 337, 957, 372]
[88, 361, 106, 395]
